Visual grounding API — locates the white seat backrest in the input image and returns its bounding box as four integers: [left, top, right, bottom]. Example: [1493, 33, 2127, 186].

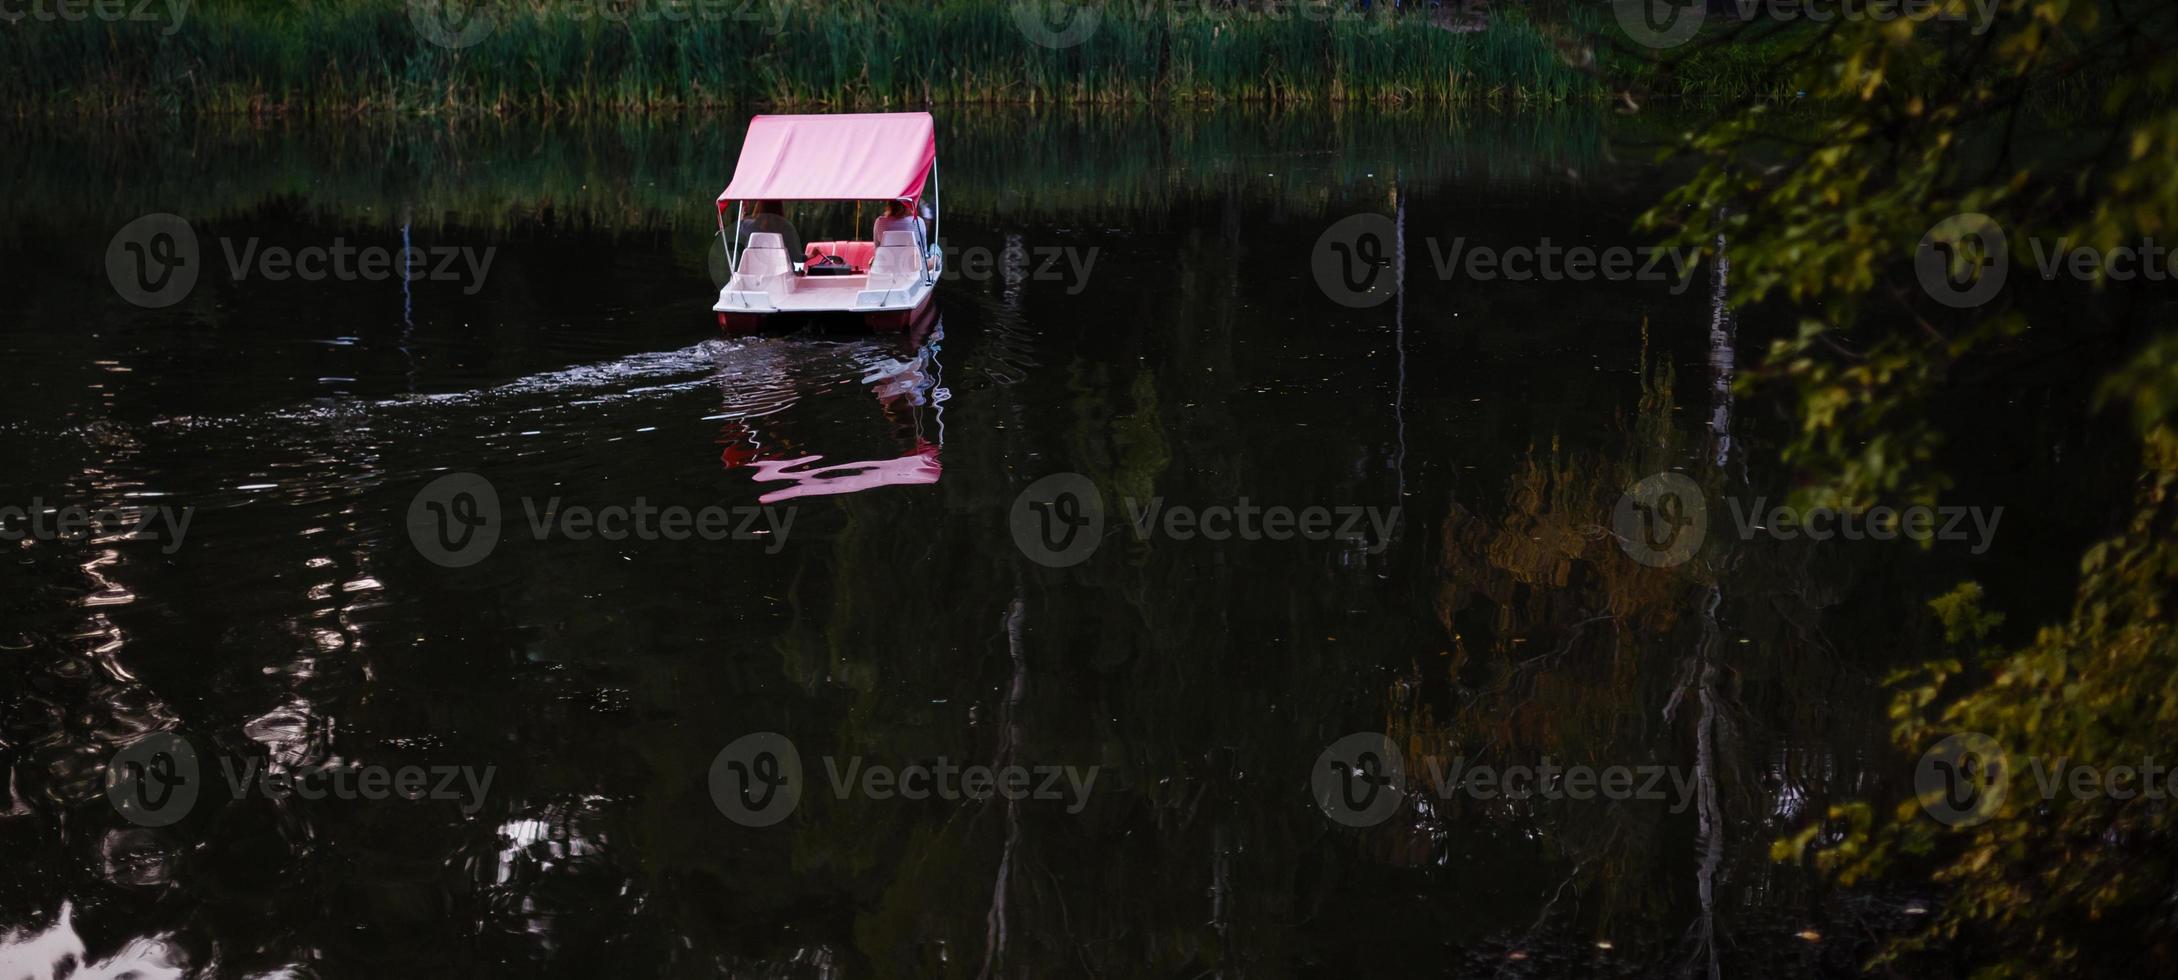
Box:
[868, 230, 921, 280]
[737, 232, 790, 278]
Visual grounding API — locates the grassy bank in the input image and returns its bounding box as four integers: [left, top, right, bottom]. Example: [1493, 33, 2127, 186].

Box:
[0, 107, 1638, 237]
[0, 0, 1706, 115]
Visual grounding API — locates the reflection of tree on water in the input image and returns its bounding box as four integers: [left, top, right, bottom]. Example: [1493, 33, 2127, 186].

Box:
[1389, 271, 1899, 971]
[1676, 228, 1737, 980]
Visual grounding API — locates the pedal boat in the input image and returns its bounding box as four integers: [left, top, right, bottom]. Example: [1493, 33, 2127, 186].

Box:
[712, 112, 943, 333]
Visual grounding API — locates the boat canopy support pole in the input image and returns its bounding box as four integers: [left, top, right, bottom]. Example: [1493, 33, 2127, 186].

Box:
[719, 202, 745, 275]
[926, 158, 941, 285]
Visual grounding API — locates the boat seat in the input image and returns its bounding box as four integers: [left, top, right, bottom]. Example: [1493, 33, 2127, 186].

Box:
[804, 240, 877, 272]
[866, 231, 923, 287]
[731, 232, 794, 287]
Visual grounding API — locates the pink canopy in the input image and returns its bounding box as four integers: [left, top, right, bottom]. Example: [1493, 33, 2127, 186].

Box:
[717, 112, 935, 207]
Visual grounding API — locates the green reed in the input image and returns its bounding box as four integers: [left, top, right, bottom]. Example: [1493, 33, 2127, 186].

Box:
[0, 107, 1624, 238]
[0, 0, 1650, 116]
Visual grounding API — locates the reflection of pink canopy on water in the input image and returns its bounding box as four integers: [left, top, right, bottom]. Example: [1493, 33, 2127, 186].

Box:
[716, 112, 935, 204]
[745, 441, 941, 504]
[716, 317, 945, 502]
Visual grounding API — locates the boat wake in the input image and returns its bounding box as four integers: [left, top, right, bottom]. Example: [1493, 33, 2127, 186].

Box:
[0, 901, 312, 980]
[23, 334, 917, 516]
[0, 903, 183, 980]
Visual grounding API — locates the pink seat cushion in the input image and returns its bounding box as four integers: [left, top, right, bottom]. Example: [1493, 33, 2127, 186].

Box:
[804, 241, 877, 272]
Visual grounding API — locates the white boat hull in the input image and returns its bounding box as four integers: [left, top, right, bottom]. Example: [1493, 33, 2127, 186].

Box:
[714, 231, 940, 331]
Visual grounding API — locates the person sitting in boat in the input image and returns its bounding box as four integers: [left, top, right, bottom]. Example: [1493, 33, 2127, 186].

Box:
[872, 199, 927, 254]
[740, 201, 806, 270]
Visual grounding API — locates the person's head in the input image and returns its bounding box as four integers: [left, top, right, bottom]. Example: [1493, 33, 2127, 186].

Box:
[750, 201, 781, 216]
[883, 200, 909, 219]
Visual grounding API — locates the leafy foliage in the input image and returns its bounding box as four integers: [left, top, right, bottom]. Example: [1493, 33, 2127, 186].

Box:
[1631, 1, 2178, 974]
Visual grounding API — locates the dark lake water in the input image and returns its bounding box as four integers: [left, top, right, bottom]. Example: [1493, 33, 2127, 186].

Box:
[0, 109, 2109, 977]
